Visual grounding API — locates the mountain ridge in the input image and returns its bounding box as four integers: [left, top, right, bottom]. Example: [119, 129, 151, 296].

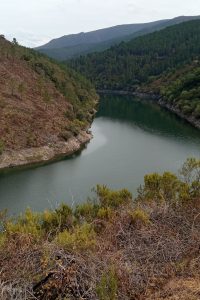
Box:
[36, 15, 200, 60]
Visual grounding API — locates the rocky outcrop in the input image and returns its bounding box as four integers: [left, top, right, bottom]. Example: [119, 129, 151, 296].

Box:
[0, 131, 92, 171]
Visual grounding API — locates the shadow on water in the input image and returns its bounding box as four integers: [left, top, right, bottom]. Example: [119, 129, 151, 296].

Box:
[97, 95, 200, 140]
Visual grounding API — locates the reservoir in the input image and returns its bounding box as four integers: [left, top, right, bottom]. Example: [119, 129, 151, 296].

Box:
[0, 95, 200, 214]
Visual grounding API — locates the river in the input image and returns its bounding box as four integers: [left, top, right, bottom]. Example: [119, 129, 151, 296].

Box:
[0, 95, 200, 214]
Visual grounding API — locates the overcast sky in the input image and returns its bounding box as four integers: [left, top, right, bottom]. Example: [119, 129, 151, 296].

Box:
[0, 0, 199, 47]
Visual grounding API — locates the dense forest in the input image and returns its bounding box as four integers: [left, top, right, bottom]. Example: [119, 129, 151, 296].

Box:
[68, 20, 200, 122]
[0, 158, 200, 299]
[69, 20, 200, 90]
[0, 36, 97, 155]
[143, 62, 200, 119]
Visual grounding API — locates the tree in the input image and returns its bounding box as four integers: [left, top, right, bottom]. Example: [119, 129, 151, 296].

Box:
[18, 82, 26, 100]
[12, 38, 18, 45]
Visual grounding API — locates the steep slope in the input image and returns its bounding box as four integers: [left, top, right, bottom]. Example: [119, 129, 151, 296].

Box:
[69, 20, 200, 90]
[36, 16, 200, 60]
[142, 62, 200, 128]
[69, 20, 200, 128]
[0, 36, 98, 169]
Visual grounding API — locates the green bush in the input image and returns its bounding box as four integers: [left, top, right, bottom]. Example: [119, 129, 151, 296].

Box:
[138, 158, 200, 205]
[129, 208, 150, 226]
[96, 266, 118, 300]
[5, 208, 42, 238]
[41, 203, 73, 233]
[68, 119, 87, 136]
[55, 223, 96, 251]
[194, 104, 200, 118]
[96, 185, 132, 208]
[74, 202, 99, 222]
[97, 207, 113, 220]
[0, 139, 5, 155]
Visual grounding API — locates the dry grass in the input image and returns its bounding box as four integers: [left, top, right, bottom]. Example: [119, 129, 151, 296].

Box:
[0, 200, 199, 300]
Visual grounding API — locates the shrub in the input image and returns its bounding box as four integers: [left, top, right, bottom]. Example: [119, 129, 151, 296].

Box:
[182, 105, 193, 115]
[138, 158, 200, 205]
[0, 139, 4, 155]
[5, 208, 42, 238]
[74, 202, 98, 222]
[129, 208, 150, 226]
[194, 104, 200, 118]
[55, 223, 96, 251]
[42, 203, 73, 233]
[179, 158, 200, 200]
[68, 119, 87, 136]
[96, 185, 132, 208]
[0, 234, 6, 248]
[96, 266, 118, 300]
[97, 207, 113, 220]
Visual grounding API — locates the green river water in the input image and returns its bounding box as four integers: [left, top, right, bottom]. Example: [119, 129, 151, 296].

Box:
[0, 95, 199, 214]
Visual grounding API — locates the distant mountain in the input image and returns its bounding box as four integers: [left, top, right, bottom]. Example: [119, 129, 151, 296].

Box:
[36, 16, 200, 60]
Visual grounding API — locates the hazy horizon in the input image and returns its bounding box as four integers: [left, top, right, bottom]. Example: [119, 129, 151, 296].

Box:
[0, 0, 199, 48]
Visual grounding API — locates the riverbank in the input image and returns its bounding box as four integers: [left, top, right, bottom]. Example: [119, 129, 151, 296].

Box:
[0, 130, 92, 171]
[98, 89, 200, 130]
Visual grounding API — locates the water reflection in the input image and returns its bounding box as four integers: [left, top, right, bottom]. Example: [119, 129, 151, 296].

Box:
[0, 95, 199, 214]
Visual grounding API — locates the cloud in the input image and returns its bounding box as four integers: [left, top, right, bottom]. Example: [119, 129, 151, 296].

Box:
[5, 30, 50, 48]
[0, 0, 199, 47]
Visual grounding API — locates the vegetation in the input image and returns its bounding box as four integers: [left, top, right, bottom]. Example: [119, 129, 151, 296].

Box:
[0, 36, 98, 152]
[143, 62, 200, 119]
[69, 20, 200, 123]
[69, 20, 200, 90]
[0, 158, 199, 299]
[0, 139, 4, 155]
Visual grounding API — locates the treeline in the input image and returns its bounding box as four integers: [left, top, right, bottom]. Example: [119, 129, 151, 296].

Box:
[0, 158, 200, 299]
[68, 20, 200, 91]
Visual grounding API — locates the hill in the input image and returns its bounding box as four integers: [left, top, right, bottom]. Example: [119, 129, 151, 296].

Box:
[0, 158, 199, 299]
[0, 36, 98, 170]
[36, 16, 200, 60]
[69, 20, 200, 128]
[142, 62, 200, 128]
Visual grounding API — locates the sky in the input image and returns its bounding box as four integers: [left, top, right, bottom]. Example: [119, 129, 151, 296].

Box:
[0, 0, 199, 48]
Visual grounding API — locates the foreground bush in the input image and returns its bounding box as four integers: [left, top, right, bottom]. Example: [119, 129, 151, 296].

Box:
[0, 158, 199, 299]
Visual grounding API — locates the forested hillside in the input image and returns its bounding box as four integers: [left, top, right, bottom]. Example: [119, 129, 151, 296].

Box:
[0, 36, 97, 165]
[68, 20, 200, 126]
[143, 62, 200, 121]
[69, 20, 200, 90]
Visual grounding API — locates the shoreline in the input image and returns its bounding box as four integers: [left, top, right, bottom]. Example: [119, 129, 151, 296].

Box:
[1, 90, 199, 172]
[0, 130, 92, 172]
[98, 89, 200, 130]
